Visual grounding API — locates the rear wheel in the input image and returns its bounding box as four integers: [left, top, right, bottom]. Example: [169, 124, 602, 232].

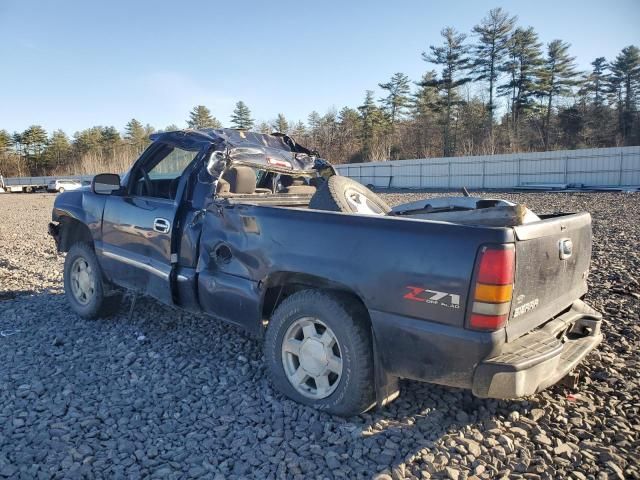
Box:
[58, 187, 65, 193]
[64, 243, 122, 319]
[264, 290, 375, 416]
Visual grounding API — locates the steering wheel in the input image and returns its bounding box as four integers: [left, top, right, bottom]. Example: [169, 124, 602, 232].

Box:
[141, 169, 154, 197]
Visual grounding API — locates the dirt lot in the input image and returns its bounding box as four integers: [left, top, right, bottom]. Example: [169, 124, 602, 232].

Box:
[0, 191, 638, 480]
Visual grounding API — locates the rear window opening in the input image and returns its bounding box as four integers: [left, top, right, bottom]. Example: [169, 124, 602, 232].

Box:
[215, 166, 322, 199]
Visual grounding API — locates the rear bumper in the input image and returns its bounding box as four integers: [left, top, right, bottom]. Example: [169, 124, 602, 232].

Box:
[472, 300, 602, 398]
[370, 299, 602, 398]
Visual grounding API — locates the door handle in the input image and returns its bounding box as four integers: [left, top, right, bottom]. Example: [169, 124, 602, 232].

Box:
[153, 218, 171, 234]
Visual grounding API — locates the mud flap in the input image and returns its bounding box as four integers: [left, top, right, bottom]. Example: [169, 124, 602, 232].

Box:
[48, 222, 61, 251]
[372, 328, 400, 407]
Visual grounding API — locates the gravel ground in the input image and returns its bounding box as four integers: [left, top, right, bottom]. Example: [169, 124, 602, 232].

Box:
[0, 191, 638, 480]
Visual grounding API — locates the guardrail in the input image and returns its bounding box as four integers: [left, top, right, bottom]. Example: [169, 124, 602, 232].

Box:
[334, 146, 640, 189]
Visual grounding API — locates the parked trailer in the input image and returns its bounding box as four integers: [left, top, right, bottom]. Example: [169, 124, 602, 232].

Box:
[0, 175, 94, 193]
[0, 175, 50, 193]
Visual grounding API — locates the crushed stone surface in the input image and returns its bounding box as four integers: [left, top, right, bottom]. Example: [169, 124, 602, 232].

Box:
[0, 191, 638, 479]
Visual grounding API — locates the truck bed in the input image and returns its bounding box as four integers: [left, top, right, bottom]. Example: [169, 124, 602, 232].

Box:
[197, 199, 591, 338]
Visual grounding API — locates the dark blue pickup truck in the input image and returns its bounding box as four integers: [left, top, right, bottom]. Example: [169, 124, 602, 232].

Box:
[49, 128, 602, 416]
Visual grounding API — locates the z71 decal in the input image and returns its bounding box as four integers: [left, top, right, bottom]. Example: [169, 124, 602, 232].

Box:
[404, 286, 461, 309]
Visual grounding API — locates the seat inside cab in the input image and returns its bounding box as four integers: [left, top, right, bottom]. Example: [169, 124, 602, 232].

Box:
[216, 166, 317, 197]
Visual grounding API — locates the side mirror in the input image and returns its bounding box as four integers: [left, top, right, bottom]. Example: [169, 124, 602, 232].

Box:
[92, 173, 121, 195]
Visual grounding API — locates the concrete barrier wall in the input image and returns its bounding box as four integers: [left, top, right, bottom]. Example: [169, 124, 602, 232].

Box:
[334, 146, 640, 189]
[4, 146, 640, 190]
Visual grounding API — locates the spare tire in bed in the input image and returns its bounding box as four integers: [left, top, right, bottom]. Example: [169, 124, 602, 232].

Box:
[309, 176, 391, 215]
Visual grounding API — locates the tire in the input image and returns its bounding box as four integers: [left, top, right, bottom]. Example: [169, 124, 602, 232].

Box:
[309, 175, 391, 215]
[63, 243, 122, 319]
[58, 187, 65, 193]
[264, 289, 375, 416]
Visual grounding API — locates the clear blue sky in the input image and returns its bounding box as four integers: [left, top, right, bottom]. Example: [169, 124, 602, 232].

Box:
[1, 0, 638, 136]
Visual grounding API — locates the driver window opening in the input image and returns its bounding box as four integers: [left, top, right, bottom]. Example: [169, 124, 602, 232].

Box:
[132, 145, 199, 199]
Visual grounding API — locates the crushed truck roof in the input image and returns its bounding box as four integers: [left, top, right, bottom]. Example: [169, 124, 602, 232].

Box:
[150, 128, 329, 173]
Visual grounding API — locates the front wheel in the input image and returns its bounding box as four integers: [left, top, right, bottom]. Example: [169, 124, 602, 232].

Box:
[64, 243, 122, 319]
[264, 290, 375, 416]
[58, 187, 65, 193]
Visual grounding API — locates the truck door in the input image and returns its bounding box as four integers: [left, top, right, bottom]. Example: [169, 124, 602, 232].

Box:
[99, 142, 201, 304]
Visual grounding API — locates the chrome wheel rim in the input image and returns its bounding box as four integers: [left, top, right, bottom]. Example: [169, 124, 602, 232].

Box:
[70, 257, 95, 305]
[344, 188, 385, 215]
[281, 317, 343, 399]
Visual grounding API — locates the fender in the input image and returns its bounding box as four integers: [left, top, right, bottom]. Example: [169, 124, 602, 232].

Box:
[52, 189, 108, 245]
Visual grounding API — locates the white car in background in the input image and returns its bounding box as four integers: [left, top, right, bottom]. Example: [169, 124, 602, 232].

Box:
[47, 179, 83, 193]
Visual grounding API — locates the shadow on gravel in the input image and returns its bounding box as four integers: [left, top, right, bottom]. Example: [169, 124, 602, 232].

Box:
[0, 290, 36, 301]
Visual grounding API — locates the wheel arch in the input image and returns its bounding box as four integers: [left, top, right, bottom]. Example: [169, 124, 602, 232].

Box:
[57, 216, 94, 252]
[260, 271, 371, 326]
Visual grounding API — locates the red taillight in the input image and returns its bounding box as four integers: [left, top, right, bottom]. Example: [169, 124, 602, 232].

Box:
[477, 248, 514, 285]
[469, 313, 508, 330]
[469, 245, 515, 331]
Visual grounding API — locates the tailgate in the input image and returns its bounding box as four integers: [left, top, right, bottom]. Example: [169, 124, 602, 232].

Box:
[507, 212, 591, 341]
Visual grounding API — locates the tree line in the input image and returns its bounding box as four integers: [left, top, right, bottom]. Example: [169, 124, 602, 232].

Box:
[1, 7, 638, 177]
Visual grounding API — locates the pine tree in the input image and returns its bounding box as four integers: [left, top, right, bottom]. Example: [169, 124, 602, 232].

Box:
[272, 113, 289, 133]
[581, 57, 608, 107]
[125, 119, 146, 147]
[358, 90, 388, 161]
[21, 125, 48, 172]
[578, 57, 614, 147]
[498, 27, 544, 143]
[46, 130, 71, 168]
[144, 124, 155, 143]
[7, 132, 25, 176]
[607, 45, 640, 144]
[73, 127, 104, 156]
[378, 73, 411, 124]
[0, 130, 11, 154]
[230, 101, 254, 130]
[187, 105, 222, 129]
[307, 111, 322, 146]
[472, 8, 517, 133]
[256, 122, 271, 134]
[290, 121, 307, 139]
[538, 40, 580, 149]
[422, 27, 472, 156]
[21, 126, 48, 156]
[11, 132, 23, 160]
[100, 126, 121, 152]
[337, 107, 362, 162]
[412, 71, 441, 156]
[164, 124, 180, 132]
